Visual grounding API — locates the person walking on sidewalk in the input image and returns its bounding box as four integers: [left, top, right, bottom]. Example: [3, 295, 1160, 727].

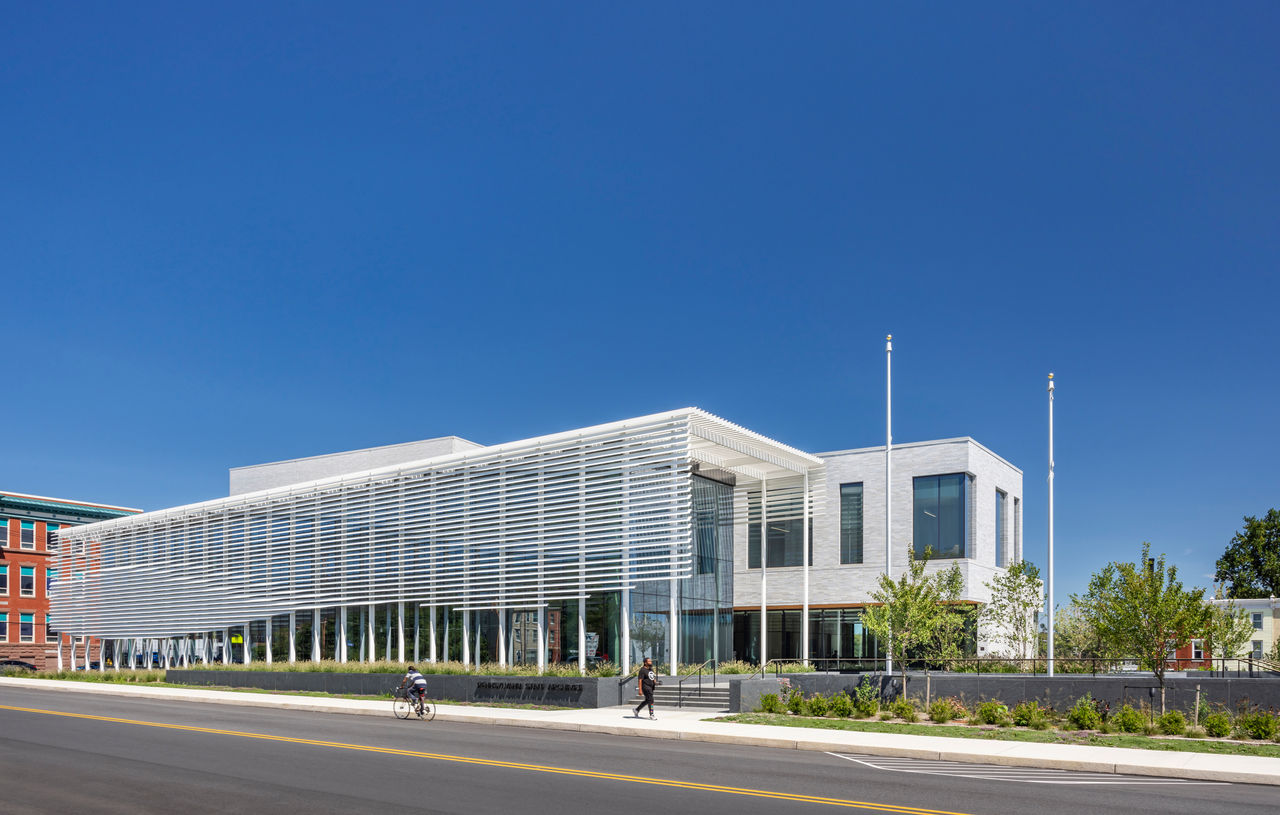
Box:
[634, 657, 659, 719]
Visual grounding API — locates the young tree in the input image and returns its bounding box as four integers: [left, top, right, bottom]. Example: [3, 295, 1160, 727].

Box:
[1214, 509, 1280, 598]
[981, 560, 1042, 660]
[862, 546, 964, 695]
[1052, 601, 1122, 664]
[1072, 542, 1212, 710]
[1204, 599, 1255, 661]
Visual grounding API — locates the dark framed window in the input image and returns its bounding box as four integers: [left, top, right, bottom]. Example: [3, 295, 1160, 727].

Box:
[46, 568, 56, 595]
[46, 523, 60, 552]
[913, 473, 967, 559]
[748, 519, 812, 568]
[19, 612, 34, 642]
[995, 490, 1007, 567]
[0, 564, 6, 595]
[0, 612, 7, 642]
[20, 521, 34, 549]
[20, 566, 35, 597]
[46, 614, 58, 643]
[0, 517, 8, 547]
[840, 483, 864, 564]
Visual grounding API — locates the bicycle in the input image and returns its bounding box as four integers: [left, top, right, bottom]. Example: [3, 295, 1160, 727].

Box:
[393, 686, 436, 721]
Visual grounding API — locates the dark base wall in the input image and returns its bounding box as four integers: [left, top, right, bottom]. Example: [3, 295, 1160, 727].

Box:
[733, 672, 1280, 714]
[165, 670, 630, 708]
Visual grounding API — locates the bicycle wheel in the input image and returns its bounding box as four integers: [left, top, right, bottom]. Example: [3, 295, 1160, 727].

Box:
[419, 700, 436, 721]
[393, 694, 412, 720]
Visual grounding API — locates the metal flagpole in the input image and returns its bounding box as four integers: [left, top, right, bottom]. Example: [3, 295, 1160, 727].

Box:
[885, 334, 893, 675]
[1047, 373, 1055, 677]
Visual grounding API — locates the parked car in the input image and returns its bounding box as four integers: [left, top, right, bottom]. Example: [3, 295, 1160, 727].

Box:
[0, 659, 37, 671]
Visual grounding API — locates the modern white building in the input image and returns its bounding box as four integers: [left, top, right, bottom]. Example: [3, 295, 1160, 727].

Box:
[50, 409, 1023, 673]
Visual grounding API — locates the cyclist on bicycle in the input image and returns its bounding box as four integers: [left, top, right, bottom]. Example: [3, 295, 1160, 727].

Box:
[398, 666, 428, 714]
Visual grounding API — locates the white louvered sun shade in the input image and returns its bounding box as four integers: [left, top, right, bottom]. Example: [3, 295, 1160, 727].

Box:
[51, 409, 823, 639]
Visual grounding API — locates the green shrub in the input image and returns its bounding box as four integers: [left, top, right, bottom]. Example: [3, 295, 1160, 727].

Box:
[1011, 701, 1050, 730]
[805, 694, 831, 717]
[829, 691, 855, 718]
[1110, 704, 1146, 734]
[852, 675, 880, 718]
[878, 710, 894, 721]
[786, 689, 805, 715]
[1233, 710, 1279, 741]
[890, 697, 918, 722]
[757, 692, 783, 714]
[1157, 710, 1186, 736]
[973, 700, 1010, 726]
[1184, 725, 1206, 739]
[928, 697, 966, 724]
[1066, 695, 1102, 730]
[1203, 711, 1232, 738]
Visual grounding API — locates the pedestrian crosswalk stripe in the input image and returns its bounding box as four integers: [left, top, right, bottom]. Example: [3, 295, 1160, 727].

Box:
[827, 753, 1228, 785]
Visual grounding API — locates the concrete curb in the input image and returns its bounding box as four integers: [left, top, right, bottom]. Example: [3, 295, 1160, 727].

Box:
[3, 677, 1277, 786]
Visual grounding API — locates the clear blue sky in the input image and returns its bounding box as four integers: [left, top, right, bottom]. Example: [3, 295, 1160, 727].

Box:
[3, 3, 1277, 605]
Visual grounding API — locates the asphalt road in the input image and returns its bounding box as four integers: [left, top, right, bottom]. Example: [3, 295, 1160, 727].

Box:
[0, 687, 1274, 814]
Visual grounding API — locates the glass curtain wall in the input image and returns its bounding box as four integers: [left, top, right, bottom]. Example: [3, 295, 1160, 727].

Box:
[913, 474, 967, 559]
[629, 475, 734, 667]
[734, 608, 884, 665]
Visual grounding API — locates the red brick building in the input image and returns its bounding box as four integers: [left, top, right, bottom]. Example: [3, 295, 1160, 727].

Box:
[0, 491, 140, 670]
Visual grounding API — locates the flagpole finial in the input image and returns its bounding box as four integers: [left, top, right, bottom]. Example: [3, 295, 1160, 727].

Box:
[886, 334, 892, 341]
[1048, 372, 1054, 392]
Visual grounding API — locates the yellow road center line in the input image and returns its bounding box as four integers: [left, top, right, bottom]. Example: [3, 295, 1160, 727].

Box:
[0, 703, 974, 814]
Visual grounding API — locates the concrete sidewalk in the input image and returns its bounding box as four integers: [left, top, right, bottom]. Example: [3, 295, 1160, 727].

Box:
[3, 676, 1277, 786]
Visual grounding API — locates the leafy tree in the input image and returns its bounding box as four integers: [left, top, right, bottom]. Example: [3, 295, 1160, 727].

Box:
[862, 546, 964, 695]
[1052, 601, 1123, 664]
[981, 560, 1042, 659]
[1214, 509, 1280, 599]
[1203, 599, 1255, 661]
[1072, 542, 1211, 709]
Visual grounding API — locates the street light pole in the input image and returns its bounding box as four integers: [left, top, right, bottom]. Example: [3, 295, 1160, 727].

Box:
[885, 334, 893, 675]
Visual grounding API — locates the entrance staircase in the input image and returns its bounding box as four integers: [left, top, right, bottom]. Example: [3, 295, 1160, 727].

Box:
[650, 682, 731, 711]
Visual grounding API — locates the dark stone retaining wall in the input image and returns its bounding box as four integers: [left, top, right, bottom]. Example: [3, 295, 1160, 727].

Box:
[165, 670, 630, 708]
[733, 672, 1280, 714]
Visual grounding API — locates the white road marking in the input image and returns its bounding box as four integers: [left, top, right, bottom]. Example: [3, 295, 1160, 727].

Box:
[826, 753, 1229, 785]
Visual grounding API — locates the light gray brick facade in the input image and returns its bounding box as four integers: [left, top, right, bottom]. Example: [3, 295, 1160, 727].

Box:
[732, 437, 1023, 612]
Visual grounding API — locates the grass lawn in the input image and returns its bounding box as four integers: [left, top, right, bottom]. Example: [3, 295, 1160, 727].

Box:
[716, 713, 1280, 759]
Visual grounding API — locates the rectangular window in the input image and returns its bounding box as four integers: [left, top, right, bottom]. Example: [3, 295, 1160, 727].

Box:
[1253, 641, 1264, 659]
[20, 521, 34, 549]
[0, 612, 6, 642]
[47, 568, 57, 595]
[995, 489, 1008, 567]
[748, 520, 812, 568]
[1013, 497, 1021, 561]
[0, 517, 7, 547]
[19, 612, 34, 642]
[20, 566, 35, 597]
[913, 473, 967, 559]
[46, 523, 60, 552]
[0, 563, 6, 595]
[46, 614, 57, 643]
[1252, 613, 1263, 630]
[1192, 639, 1204, 660]
[840, 483, 864, 564]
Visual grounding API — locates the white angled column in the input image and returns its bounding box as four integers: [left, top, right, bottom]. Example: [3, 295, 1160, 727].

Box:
[442, 608, 450, 662]
[397, 602, 406, 663]
[244, 622, 252, 664]
[222, 629, 230, 664]
[802, 469, 811, 664]
[429, 606, 437, 663]
[462, 610, 471, 666]
[577, 599, 586, 675]
[311, 609, 321, 662]
[536, 607, 546, 673]
[413, 605, 420, 663]
[265, 620, 273, 665]
[368, 603, 377, 662]
[760, 475, 768, 665]
[498, 610, 507, 667]
[668, 577, 678, 677]
[56, 636, 64, 672]
[337, 607, 347, 664]
[288, 612, 297, 663]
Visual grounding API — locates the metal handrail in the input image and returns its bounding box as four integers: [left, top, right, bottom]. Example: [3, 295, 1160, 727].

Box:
[675, 659, 718, 708]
